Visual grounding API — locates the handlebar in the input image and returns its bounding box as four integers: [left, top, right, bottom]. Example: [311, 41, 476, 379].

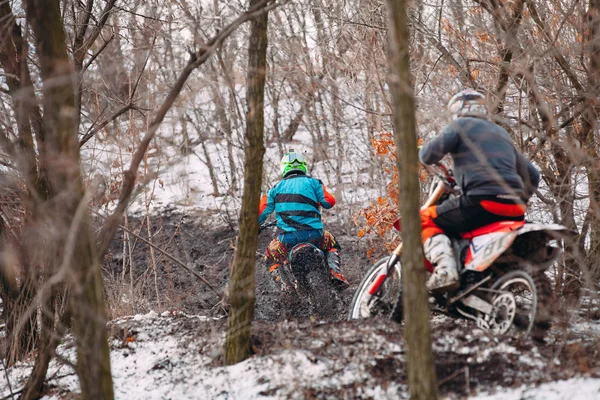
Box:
[421, 162, 461, 201]
[422, 162, 456, 186]
[258, 220, 277, 234]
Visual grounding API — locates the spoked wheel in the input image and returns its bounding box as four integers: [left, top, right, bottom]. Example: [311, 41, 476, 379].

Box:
[348, 257, 402, 321]
[489, 270, 552, 340]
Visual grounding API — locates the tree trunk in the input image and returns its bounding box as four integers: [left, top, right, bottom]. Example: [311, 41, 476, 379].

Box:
[24, 1, 114, 398]
[201, 140, 221, 197]
[0, 2, 46, 365]
[216, 51, 241, 194]
[583, 0, 600, 282]
[4, 266, 38, 367]
[20, 290, 58, 399]
[225, 0, 269, 365]
[385, 0, 439, 398]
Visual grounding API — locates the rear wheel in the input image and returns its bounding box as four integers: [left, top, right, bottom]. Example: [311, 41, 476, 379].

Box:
[348, 257, 402, 321]
[306, 266, 337, 319]
[489, 270, 552, 340]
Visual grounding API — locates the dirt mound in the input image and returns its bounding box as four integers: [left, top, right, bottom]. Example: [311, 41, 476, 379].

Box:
[102, 211, 374, 320]
[76, 312, 600, 398]
[95, 212, 600, 398]
[244, 316, 600, 398]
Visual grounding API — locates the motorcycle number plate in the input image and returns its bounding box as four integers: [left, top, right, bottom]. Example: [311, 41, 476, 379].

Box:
[465, 231, 518, 272]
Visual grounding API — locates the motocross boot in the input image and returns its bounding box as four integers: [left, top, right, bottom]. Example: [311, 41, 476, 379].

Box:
[327, 249, 349, 290]
[269, 263, 290, 292]
[424, 234, 459, 292]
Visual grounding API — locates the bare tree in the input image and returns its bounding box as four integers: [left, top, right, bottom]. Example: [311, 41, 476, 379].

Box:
[386, 0, 438, 398]
[225, 0, 270, 365]
[1, 0, 280, 396]
[21, 1, 114, 398]
[582, 0, 600, 280]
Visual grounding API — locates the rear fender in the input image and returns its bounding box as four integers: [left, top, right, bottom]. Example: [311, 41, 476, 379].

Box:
[464, 223, 573, 272]
[289, 243, 324, 259]
[288, 243, 325, 274]
[515, 223, 576, 237]
[464, 231, 519, 272]
[512, 223, 572, 269]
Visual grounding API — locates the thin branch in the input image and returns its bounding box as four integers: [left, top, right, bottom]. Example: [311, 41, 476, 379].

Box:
[525, 0, 583, 92]
[97, 0, 283, 257]
[0, 158, 17, 170]
[78, 102, 134, 147]
[0, 388, 21, 400]
[413, 22, 477, 88]
[91, 209, 223, 298]
[579, 208, 592, 251]
[492, 0, 525, 114]
[416, 54, 443, 96]
[438, 366, 469, 387]
[75, 0, 118, 63]
[130, 35, 156, 96]
[0, 356, 15, 400]
[113, 4, 170, 22]
[74, 0, 95, 51]
[79, 35, 155, 147]
[0, 124, 18, 160]
[535, 189, 556, 206]
[517, 66, 559, 135]
[82, 33, 114, 71]
[315, 76, 392, 116]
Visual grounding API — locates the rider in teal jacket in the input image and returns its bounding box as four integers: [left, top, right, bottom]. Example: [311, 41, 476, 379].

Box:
[259, 150, 349, 291]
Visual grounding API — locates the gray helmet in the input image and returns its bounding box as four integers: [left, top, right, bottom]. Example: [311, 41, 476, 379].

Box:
[447, 89, 489, 119]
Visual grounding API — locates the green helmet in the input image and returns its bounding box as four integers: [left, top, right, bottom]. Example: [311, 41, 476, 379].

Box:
[280, 149, 307, 178]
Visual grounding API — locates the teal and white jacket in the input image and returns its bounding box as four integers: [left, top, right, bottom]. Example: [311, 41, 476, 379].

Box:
[258, 173, 336, 232]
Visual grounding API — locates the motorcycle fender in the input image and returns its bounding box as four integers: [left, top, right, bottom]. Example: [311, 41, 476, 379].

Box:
[464, 231, 519, 272]
[516, 223, 575, 236]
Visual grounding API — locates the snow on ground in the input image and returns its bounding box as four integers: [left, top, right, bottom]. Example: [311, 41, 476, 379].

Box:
[2, 311, 599, 399]
[86, 117, 385, 219]
[475, 378, 600, 400]
[1, 311, 405, 399]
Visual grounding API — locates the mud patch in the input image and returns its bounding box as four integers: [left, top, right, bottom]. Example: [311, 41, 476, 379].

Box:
[103, 212, 373, 321]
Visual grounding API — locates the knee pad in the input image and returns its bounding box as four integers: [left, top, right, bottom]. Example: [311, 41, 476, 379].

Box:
[266, 239, 288, 263]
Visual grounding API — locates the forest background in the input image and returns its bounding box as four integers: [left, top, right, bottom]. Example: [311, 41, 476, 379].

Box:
[0, 0, 599, 398]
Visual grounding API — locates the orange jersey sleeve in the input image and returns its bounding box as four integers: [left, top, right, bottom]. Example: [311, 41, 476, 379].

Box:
[322, 185, 336, 208]
[258, 194, 269, 214]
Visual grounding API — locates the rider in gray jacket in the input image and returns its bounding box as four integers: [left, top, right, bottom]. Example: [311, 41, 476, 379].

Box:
[418, 89, 540, 292]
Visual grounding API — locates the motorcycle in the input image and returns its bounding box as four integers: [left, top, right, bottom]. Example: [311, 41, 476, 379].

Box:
[348, 163, 572, 340]
[260, 221, 340, 318]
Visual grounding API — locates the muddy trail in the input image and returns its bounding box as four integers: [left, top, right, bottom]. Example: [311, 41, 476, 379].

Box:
[98, 310, 598, 399]
[103, 210, 375, 321]
[3, 212, 598, 399]
[99, 212, 600, 397]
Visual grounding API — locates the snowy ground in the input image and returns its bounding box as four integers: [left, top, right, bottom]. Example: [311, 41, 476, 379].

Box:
[477, 378, 600, 400]
[2, 311, 599, 399]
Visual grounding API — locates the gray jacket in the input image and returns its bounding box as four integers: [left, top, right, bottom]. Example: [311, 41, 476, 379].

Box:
[419, 117, 540, 200]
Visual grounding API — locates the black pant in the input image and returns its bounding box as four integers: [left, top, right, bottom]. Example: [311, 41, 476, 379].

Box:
[432, 195, 525, 238]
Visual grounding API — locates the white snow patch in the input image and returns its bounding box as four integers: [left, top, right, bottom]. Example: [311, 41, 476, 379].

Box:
[2, 313, 599, 400]
[473, 377, 600, 399]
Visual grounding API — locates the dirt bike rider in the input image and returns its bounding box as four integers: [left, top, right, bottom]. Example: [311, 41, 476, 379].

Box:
[258, 150, 350, 291]
[419, 89, 541, 292]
